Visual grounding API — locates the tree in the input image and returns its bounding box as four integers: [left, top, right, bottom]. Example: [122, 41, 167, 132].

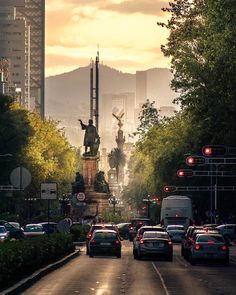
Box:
[108, 148, 126, 182]
[133, 99, 159, 140]
[158, 0, 236, 145]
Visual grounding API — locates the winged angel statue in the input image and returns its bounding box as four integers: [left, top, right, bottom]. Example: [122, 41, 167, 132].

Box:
[112, 112, 124, 130]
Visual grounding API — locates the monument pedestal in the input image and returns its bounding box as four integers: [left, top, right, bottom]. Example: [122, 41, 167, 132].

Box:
[81, 155, 110, 218]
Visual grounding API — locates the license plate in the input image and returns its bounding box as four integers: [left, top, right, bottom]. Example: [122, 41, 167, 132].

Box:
[100, 242, 111, 245]
[157, 242, 165, 248]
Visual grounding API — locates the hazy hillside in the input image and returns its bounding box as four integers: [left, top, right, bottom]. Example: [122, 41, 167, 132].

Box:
[45, 64, 177, 146]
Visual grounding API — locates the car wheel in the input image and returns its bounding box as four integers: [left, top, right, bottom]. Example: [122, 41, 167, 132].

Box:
[117, 252, 121, 258]
[167, 254, 173, 262]
[86, 246, 89, 255]
[89, 253, 93, 258]
[189, 254, 196, 265]
[223, 257, 229, 266]
[181, 247, 184, 256]
[133, 249, 138, 259]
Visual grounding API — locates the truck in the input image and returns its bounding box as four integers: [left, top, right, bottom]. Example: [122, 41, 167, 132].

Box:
[160, 195, 193, 229]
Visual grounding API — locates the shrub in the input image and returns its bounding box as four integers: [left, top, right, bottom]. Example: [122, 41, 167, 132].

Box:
[70, 224, 90, 241]
[0, 233, 75, 291]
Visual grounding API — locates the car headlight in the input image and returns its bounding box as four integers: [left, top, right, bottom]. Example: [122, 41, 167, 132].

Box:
[0, 236, 6, 240]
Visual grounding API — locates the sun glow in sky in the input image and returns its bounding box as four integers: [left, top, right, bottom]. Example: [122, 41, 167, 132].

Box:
[45, 0, 171, 77]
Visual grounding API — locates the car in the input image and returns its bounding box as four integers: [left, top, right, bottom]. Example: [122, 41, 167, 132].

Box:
[86, 223, 120, 255]
[0, 225, 10, 242]
[166, 225, 185, 243]
[181, 226, 204, 257]
[24, 224, 46, 237]
[128, 218, 151, 241]
[0, 220, 24, 240]
[133, 225, 165, 258]
[88, 229, 122, 258]
[38, 222, 58, 234]
[184, 228, 219, 260]
[216, 224, 236, 243]
[116, 223, 131, 239]
[136, 231, 173, 261]
[189, 233, 229, 266]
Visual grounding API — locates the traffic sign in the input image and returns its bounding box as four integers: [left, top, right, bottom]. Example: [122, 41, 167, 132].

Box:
[41, 183, 57, 200]
[76, 192, 85, 201]
[10, 167, 31, 189]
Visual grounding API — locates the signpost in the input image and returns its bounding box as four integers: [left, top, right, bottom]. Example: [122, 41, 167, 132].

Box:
[41, 183, 57, 228]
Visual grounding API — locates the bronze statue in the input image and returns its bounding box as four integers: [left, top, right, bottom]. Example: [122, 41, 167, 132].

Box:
[112, 112, 124, 130]
[94, 171, 110, 194]
[78, 119, 100, 156]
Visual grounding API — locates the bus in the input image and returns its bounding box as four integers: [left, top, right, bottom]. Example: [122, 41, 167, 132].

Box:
[160, 195, 193, 229]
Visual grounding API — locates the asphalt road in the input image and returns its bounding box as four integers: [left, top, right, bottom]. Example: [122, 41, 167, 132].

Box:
[20, 241, 236, 295]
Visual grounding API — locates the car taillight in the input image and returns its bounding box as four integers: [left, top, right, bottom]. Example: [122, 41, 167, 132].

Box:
[115, 240, 120, 245]
[136, 234, 142, 241]
[194, 244, 202, 250]
[129, 226, 134, 230]
[140, 239, 144, 244]
[168, 240, 173, 246]
[87, 233, 92, 239]
[219, 245, 228, 251]
[90, 239, 96, 244]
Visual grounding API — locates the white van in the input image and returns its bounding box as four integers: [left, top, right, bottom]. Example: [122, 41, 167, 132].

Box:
[160, 195, 193, 229]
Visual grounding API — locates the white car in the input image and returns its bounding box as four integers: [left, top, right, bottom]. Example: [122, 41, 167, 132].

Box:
[166, 225, 185, 243]
[0, 225, 9, 242]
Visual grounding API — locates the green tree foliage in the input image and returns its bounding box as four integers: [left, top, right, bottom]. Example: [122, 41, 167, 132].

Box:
[133, 99, 159, 140]
[158, 0, 236, 145]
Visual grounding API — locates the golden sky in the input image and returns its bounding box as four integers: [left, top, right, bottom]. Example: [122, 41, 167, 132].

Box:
[45, 0, 171, 77]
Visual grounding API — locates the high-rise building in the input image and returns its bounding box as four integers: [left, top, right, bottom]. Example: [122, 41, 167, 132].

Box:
[0, 0, 45, 117]
[135, 71, 147, 107]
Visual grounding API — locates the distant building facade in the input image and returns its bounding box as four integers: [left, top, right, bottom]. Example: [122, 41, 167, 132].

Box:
[0, 0, 45, 117]
[100, 92, 135, 149]
[159, 106, 176, 118]
[135, 70, 147, 107]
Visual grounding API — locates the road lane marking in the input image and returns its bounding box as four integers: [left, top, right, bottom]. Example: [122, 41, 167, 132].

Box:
[175, 256, 189, 267]
[152, 262, 170, 295]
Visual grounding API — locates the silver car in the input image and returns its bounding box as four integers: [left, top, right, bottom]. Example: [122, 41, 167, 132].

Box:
[189, 233, 229, 266]
[0, 225, 9, 242]
[166, 225, 185, 243]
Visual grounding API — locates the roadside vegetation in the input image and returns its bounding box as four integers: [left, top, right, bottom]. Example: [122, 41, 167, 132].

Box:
[123, 0, 236, 222]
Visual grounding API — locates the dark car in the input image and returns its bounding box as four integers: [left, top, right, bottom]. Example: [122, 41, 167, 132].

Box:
[189, 233, 229, 266]
[136, 231, 173, 261]
[0, 220, 24, 240]
[86, 223, 120, 255]
[116, 223, 131, 239]
[38, 222, 58, 234]
[166, 225, 185, 243]
[181, 226, 204, 257]
[216, 224, 236, 243]
[88, 229, 122, 258]
[128, 218, 151, 241]
[133, 225, 165, 258]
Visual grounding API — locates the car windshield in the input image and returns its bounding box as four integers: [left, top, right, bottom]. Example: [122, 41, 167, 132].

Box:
[25, 225, 43, 232]
[143, 231, 169, 239]
[167, 226, 184, 231]
[197, 235, 224, 243]
[94, 232, 117, 239]
[0, 227, 7, 233]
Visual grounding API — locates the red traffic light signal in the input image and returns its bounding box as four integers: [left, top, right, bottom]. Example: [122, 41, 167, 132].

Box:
[186, 155, 205, 166]
[163, 185, 176, 193]
[202, 145, 226, 157]
[177, 169, 193, 177]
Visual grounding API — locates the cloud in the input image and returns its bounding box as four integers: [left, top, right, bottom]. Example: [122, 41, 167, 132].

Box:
[102, 0, 168, 16]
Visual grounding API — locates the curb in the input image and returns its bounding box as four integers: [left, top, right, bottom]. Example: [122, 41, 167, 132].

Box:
[1, 250, 80, 295]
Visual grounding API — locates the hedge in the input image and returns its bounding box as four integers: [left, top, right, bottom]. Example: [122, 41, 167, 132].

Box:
[0, 233, 75, 291]
[70, 224, 91, 241]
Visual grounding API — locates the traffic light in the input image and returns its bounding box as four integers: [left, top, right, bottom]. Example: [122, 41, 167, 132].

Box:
[186, 155, 205, 166]
[202, 145, 226, 157]
[163, 185, 176, 193]
[177, 169, 193, 177]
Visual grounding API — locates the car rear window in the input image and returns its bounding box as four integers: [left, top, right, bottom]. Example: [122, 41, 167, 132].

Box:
[94, 232, 117, 239]
[139, 227, 164, 234]
[197, 235, 224, 243]
[167, 226, 184, 231]
[143, 231, 169, 239]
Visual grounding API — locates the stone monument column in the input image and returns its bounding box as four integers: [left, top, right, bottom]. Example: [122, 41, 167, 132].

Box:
[82, 155, 99, 191]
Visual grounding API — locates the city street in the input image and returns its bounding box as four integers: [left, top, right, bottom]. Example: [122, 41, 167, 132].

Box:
[20, 241, 236, 295]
